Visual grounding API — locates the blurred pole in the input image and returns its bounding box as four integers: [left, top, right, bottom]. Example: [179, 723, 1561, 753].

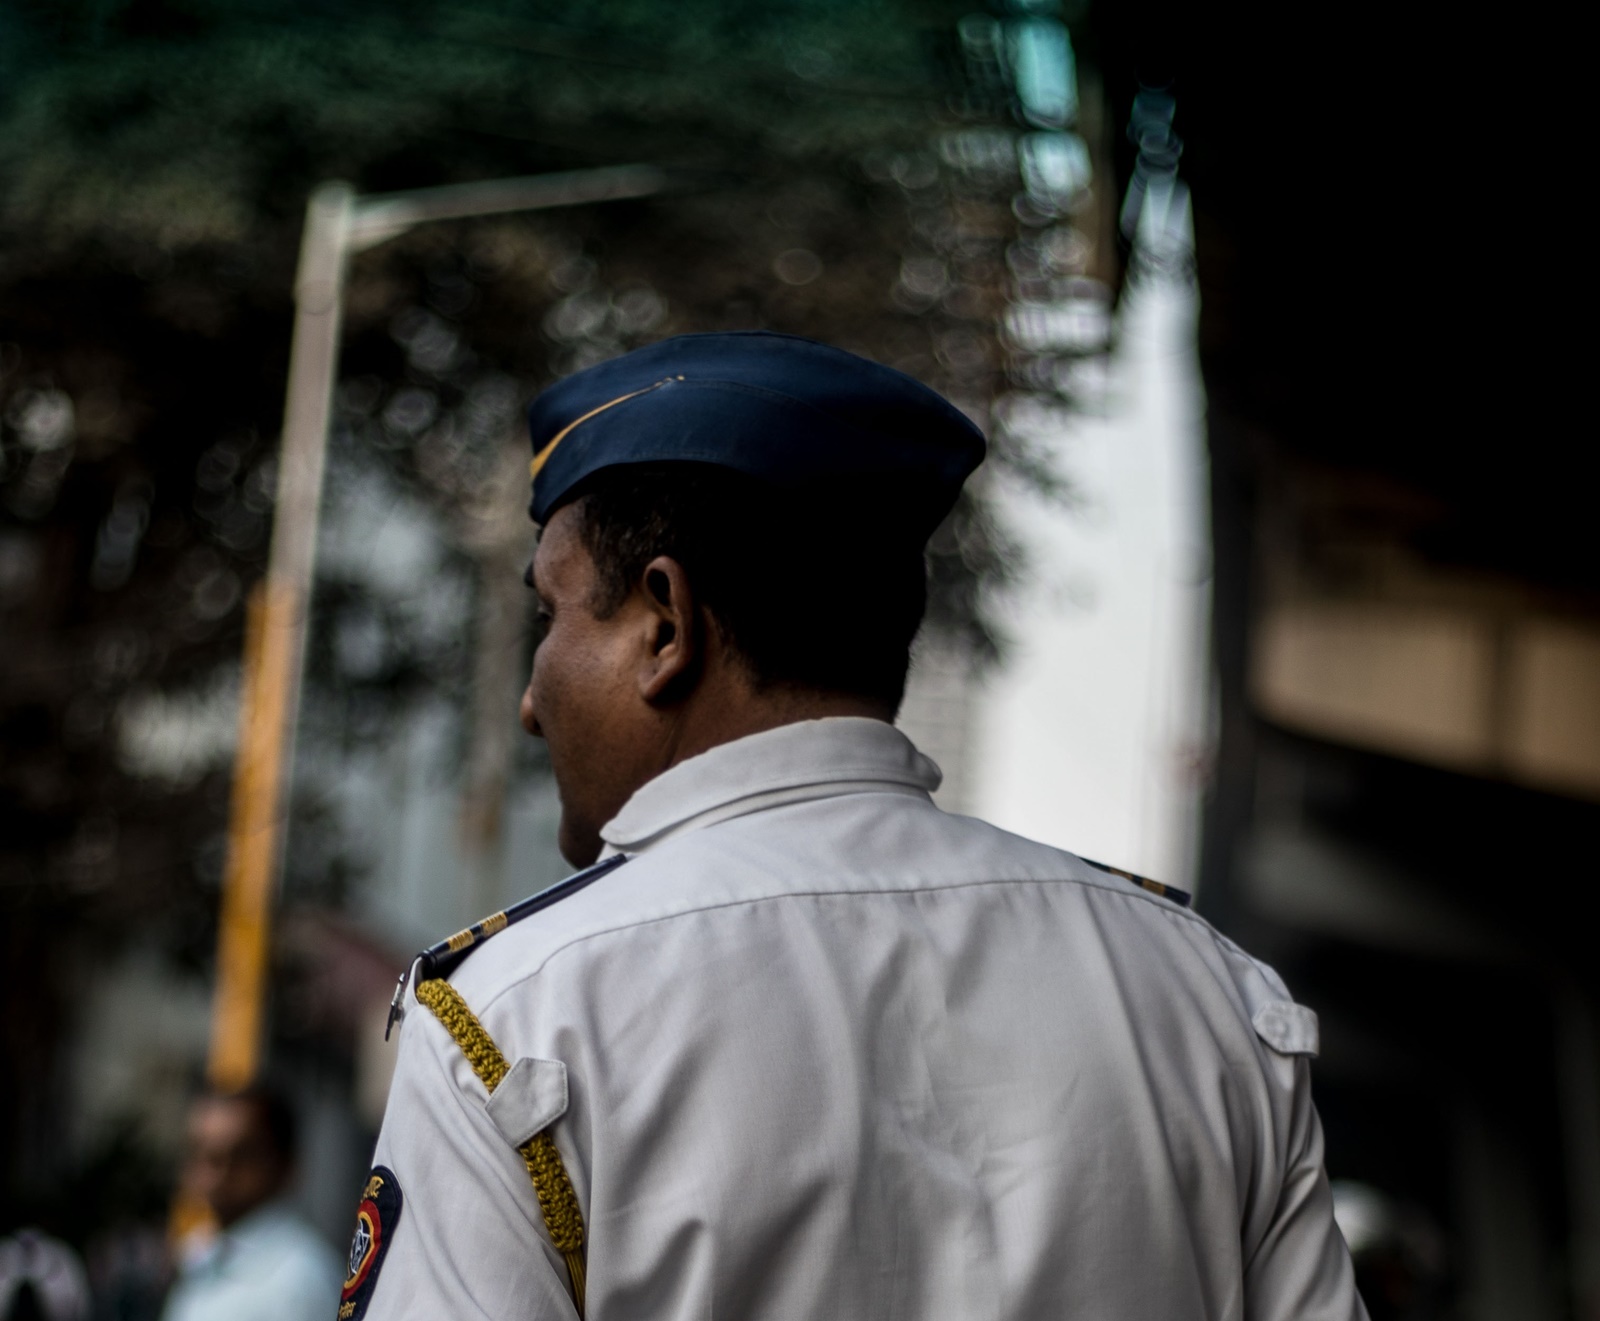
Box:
[346, 164, 669, 252]
[204, 167, 671, 1092]
[208, 182, 352, 1090]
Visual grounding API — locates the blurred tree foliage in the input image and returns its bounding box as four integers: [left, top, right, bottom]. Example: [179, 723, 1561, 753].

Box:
[0, 0, 1040, 1228]
[0, 0, 994, 243]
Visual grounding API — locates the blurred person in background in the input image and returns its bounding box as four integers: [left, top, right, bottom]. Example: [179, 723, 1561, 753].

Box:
[161, 1085, 340, 1321]
[0, 1230, 90, 1321]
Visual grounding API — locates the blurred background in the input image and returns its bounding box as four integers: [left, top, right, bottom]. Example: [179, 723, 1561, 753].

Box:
[0, 2, 1591, 1319]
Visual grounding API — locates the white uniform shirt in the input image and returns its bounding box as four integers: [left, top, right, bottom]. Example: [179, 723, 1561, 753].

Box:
[161, 1202, 341, 1321]
[369, 718, 1365, 1319]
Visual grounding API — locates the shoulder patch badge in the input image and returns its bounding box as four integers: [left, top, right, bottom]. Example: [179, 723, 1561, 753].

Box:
[338, 1165, 403, 1320]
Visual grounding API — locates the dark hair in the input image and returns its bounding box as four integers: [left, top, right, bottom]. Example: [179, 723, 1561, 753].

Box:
[208, 1082, 297, 1166]
[567, 463, 929, 710]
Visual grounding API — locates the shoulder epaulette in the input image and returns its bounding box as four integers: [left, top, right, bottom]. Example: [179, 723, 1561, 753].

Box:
[1081, 856, 1192, 908]
[386, 853, 629, 1039]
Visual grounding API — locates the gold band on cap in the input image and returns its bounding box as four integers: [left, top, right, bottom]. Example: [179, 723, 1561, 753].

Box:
[529, 376, 685, 481]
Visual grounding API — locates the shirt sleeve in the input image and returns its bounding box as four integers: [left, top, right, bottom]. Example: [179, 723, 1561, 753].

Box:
[362, 992, 579, 1320]
[1243, 1058, 1370, 1321]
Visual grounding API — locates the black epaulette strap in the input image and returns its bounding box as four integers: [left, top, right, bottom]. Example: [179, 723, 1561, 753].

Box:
[1081, 856, 1192, 908]
[386, 853, 630, 1040]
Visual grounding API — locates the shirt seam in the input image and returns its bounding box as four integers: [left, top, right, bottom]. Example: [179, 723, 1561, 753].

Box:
[472, 868, 1218, 1017]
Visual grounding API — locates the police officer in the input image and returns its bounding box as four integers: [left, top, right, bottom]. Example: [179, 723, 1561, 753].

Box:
[348, 332, 1365, 1319]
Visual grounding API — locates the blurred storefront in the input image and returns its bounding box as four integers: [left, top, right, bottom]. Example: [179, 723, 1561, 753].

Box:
[1096, 4, 1598, 1317]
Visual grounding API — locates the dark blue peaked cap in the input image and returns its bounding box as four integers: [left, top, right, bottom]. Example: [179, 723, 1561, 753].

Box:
[527, 332, 986, 534]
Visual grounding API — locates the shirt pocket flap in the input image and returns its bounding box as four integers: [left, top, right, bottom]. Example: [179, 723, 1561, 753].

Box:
[485, 1057, 569, 1148]
[1252, 1000, 1320, 1057]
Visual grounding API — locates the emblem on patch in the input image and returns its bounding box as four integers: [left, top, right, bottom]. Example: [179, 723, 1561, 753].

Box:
[337, 1165, 403, 1320]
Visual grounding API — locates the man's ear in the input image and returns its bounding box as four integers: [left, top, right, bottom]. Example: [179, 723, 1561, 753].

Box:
[636, 555, 698, 702]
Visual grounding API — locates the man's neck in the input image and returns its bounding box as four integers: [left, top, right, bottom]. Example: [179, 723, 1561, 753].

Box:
[659, 682, 892, 773]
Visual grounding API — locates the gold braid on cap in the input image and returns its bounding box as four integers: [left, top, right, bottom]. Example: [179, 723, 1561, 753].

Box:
[414, 978, 588, 1315]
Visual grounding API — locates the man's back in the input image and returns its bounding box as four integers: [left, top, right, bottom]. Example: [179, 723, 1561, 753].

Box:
[369, 719, 1362, 1319]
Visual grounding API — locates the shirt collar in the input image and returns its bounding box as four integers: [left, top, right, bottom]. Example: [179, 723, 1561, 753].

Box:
[600, 717, 942, 854]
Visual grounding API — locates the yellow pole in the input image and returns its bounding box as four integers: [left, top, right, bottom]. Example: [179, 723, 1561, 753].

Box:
[201, 168, 669, 1093]
[206, 582, 298, 1088]
[205, 183, 352, 1091]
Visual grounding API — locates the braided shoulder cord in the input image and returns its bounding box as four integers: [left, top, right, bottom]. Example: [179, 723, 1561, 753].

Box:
[414, 977, 588, 1316]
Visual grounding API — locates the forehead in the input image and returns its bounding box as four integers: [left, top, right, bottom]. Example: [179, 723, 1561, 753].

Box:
[531, 503, 595, 598]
